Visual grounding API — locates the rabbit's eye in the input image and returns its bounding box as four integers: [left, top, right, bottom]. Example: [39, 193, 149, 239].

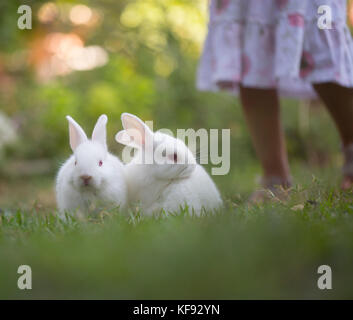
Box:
[75, 160, 77, 166]
[173, 153, 178, 162]
[99, 160, 103, 167]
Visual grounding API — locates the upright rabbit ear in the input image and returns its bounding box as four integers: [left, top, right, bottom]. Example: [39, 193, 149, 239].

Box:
[92, 114, 108, 149]
[117, 113, 153, 148]
[66, 116, 88, 152]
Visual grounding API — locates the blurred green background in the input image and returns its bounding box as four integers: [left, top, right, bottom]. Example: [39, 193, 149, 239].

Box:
[0, 0, 348, 210]
[1, 0, 353, 299]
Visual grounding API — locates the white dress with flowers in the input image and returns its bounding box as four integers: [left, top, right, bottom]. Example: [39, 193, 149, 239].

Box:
[197, 0, 353, 98]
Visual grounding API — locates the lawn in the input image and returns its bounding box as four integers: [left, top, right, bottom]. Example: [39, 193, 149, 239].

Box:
[1, 164, 353, 299]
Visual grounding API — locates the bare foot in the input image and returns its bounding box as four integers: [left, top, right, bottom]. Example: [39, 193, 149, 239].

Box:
[341, 144, 353, 191]
[341, 176, 353, 191]
[248, 176, 291, 205]
[248, 189, 279, 204]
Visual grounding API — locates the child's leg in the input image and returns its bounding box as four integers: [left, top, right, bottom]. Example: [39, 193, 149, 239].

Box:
[239, 86, 291, 186]
[313, 83, 353, 189]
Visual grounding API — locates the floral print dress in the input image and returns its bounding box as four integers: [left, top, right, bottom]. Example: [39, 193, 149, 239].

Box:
[197, 0, 353, 98]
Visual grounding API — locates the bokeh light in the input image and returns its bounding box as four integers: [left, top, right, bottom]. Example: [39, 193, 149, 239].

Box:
[37, 2, 59, 24]
[32, 33, 108, 80]
[70, 4, 93, 25]
[67, 45, 108, 71]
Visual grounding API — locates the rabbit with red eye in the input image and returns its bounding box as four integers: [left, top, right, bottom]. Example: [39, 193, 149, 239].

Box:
[56, 114, 127, 214]
[115, 113, 222, 216]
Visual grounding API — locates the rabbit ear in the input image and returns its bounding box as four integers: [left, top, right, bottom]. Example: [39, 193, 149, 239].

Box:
[119, 113, 153, 148]
[66, 116, 88, 152]
[92, 114, 108, 149]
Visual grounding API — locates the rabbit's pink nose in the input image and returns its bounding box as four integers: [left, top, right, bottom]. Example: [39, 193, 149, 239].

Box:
[80, 175, 92, 185]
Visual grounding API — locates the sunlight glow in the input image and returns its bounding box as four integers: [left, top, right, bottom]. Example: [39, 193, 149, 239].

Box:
[67, 46, 108, 71]
[119, 0, 208, 55]
[37, 2, 59, 24]
[36, 33, 108, 80]
[70, 4, 93, 25]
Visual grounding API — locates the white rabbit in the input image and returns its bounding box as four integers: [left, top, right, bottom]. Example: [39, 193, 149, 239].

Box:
[56, 114, 127, 214]
[115, 113, 222, 216]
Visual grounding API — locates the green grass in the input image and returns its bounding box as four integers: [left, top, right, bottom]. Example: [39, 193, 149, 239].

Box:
[1, 165, 353, 299]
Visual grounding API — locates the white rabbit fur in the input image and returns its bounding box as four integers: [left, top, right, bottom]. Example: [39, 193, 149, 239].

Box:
[56, 114, 127, 214]
[115, 113, 222, 216]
